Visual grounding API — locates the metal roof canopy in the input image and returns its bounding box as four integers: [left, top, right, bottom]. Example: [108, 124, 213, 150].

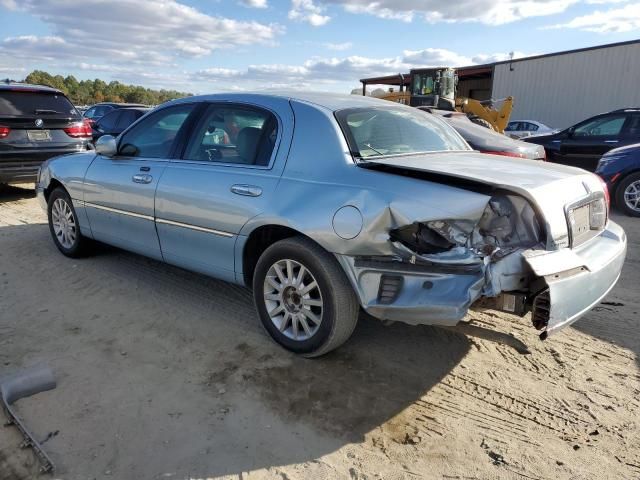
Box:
[359, 65, 493, 93]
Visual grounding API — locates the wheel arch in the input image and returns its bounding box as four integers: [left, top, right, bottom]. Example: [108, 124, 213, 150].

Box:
[240, 223, 329, 288]
[613, 168, 640, 209]
[43, 178, 66, 203]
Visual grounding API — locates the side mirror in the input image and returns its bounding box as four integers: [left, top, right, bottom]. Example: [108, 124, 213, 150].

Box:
[566, 126, 575, 138]
[95, 135, 117, 157]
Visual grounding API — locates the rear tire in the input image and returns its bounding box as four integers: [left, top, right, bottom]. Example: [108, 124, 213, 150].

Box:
[614, 172, 640, 217]
[252, 237, 359, 357]
[47, 187, 93, 257]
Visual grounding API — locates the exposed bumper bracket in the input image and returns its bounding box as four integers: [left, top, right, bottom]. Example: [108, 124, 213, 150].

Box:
[1, 366, 57, 474]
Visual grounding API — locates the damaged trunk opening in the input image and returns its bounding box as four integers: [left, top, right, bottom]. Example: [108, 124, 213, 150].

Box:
[339, 190, 556, 338]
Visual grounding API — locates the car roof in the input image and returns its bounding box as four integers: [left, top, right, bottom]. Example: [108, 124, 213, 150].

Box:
[170, 91, 394, 112]
[114, 106, 150, 110]
[0, 82, 64, 94]
[93, 102, 147, 107]
[609, 108, 640, 113]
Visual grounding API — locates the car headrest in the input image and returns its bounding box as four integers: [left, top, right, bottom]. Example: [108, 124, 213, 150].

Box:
[237, 127, 262, 164]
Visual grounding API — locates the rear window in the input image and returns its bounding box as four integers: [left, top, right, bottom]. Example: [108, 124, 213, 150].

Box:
[336, 107, 469, 159]
[0, 90, 79, 118]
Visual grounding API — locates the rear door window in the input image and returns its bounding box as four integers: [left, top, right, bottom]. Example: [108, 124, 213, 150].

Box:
[623, 114, 640, 138]
[116, 110, 140, 131]
[97, 111, 120, 131]
[183, 104, 278, 166]
[0, 91, 79, 118]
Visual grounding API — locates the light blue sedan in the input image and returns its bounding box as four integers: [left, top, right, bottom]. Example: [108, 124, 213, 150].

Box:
[37, 93, 626, 356]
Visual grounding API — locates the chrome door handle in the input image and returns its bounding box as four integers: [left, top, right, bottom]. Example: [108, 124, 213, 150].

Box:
[230, 184, 262, 197]
[132, 174, 153, 184]
[604, 140, 619, 144]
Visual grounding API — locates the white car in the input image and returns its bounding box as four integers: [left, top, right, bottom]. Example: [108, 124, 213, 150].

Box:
[505, 120, 555, 139]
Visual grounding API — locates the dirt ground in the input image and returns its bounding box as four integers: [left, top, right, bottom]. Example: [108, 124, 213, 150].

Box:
[0, 183, 638, 480]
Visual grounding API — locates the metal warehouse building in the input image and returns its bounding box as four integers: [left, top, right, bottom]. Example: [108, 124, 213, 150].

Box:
[457, 39, 640, 130]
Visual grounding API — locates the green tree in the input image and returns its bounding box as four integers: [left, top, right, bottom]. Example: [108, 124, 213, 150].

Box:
[21, 70, 190, 106]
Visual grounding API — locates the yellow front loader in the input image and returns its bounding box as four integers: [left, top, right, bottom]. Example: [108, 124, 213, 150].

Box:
[457, 96, 514, 133]
[362, 68, 514, 133]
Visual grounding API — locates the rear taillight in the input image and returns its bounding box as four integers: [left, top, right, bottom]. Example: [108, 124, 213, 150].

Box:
[0, 125, 10, 139]
[598, 176, 610, 213]
[64, 119, 92, 138]
[481, 150, 527, 159]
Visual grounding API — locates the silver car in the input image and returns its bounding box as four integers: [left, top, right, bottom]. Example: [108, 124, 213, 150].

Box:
[36, 93, 627, 357]
[505, 120, 556, 139]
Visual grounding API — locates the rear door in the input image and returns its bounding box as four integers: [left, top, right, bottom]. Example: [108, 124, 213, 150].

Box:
[559, 114, 628, 171]
[620, 113, 640, 146]
[154, 101, 289, 282]
[83, 103, 197, 259]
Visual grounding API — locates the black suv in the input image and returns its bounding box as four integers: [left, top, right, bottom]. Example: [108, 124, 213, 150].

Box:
[91, 106, 149, 142]
[1, 82, 92, 184]
[524, 108, 640, 171]
[83, 102, 147, 125]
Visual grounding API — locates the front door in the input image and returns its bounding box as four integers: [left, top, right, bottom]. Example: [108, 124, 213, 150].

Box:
[559, 114, 628, 171]
[154, 102, 287, 282]
[83, 103, 197, 259]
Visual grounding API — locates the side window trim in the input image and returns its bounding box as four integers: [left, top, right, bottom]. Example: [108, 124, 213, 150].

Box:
[175, 101, 282, 170]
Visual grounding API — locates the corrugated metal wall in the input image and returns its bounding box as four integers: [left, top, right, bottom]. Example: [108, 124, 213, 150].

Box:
[491, 42, 640, 130]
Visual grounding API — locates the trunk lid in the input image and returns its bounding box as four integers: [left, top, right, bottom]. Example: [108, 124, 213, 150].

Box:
[363, 151, 605, 249]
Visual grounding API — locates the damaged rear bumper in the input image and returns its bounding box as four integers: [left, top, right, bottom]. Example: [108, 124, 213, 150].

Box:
[336, 255, 486, 326]
[336, 220, 626, 337]
[523, 220, 626, 337]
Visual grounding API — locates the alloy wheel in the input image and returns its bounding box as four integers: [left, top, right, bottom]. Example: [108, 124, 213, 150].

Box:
[623, 180, 640, 213]
[263, 259, 323, 341]
[51, 198, 77, 249]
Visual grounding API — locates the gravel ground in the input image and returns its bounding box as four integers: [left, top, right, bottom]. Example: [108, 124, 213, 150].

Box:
[0, 183, 638, 480]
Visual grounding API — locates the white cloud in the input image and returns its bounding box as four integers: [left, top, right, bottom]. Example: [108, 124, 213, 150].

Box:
[471, 51, 530, 64]
[0, 64, 26, 80]
[239, 0, 268, 8]
[190, 48, 533, 91]
[0, 0, 282, 67]
[288, 0, 331, 26]
[545, 3, 640, 32]
[323, 42, 353, 51]
[403, 48, 472, 66]
[319, 0, 581, 24]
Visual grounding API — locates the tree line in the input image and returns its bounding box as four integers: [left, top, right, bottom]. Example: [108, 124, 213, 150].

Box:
[21, 70, 190, 106]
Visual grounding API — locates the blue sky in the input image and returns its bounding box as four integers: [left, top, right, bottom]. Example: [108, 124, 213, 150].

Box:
[0, 0, 638, 93]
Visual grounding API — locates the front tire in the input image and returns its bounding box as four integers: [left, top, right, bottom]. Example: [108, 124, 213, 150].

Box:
[252, 237, 359, 357]
[615, 172, 640, 217]
[47, 187, 92, 257]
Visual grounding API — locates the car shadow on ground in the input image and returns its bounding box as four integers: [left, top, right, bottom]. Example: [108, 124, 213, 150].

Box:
[0, 184, 35, 204]
[0, 221, 540, 478]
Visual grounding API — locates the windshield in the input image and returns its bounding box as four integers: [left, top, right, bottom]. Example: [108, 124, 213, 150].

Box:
[412, 74, 434, 96]
[336, 107, 470, 159]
